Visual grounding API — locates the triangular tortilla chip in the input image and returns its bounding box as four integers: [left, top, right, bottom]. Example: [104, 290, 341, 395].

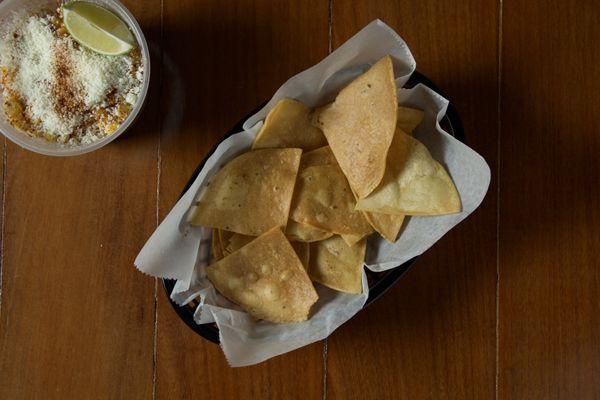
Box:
[362, 211, 405, 242]
[218, 229, 235, 255]
[291, 241, 310, 270]
[285, 220, 333, 242]
[313, 56, 397, 198]
[211, 229, 224, 261]
[341, 233, 366, 247]
[190, 148, 302, 235]
[225, 232, 310, 270]
[356, 129, 461, 215]
[252, 98, 327, 151]
[322, 104, 421, 135]
[206, 227, 318, 323]
[300, 145, 337, 169]
[300, 149, 374, 245]
[309, 236, 366, 294]
[397, 106, 424, 133]
[344, 174, 404, 243]
[301, 146, 371, 244]
[225, 233, 254, 254]
[290, 164, 372, 236]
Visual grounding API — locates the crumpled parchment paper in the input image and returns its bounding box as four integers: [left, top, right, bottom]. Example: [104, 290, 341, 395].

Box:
[135, 19, 490, 367]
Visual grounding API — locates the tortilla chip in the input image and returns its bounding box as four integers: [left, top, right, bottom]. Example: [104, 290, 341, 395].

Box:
[342, 173, 404, 243]
[211, 229, 224, 261]
[313, 56, 397, 199]
[290, 164, 372, 236]
[206, 227, 318, 323]
[341, 233, 366, 247]
[309, 236, 366, 294]
[291, 241, 310, 270]
[356, 129, 461, 215]
[218, 229, 235, 252]
[223, 231, 309, 271]
[397, 106, 424, 133]
[285, 220, 333, 242]
[362, 211, 405, 243]
[225, 233, 254, 254]
[252, 98, 327, 151]
[190, 148, 302, 235]
[291, 147, 365, 239]
[300, 145, 337, 169]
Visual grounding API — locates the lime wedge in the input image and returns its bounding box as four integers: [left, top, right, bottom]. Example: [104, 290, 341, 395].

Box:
[63, 1, 136, 56]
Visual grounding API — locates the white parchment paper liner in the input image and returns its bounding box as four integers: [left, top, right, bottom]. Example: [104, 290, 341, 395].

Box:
[135, 20, 491, 367]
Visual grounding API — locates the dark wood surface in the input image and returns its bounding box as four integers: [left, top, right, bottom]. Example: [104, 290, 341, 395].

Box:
[155, 1, 328, 398]
[0, 0, 161, 397]
[0, 0, 598, 398]
[499, 1, 600, 399]
[326, 2, 499, 399]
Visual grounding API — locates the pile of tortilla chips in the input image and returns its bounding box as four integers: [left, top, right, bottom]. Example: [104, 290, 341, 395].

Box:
[190, 55, 461, 324]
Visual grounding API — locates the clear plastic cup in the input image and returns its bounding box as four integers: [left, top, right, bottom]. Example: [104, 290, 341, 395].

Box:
[0, 0, 151, 156]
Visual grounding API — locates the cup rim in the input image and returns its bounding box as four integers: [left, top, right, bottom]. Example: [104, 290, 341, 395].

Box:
[0, 0, 151, 157]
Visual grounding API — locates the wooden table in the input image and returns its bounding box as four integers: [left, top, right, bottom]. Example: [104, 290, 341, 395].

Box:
[1, 0, 599, 398]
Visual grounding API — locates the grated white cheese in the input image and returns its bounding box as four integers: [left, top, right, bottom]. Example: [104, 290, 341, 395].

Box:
[7, 15, 75, 137]
[71, 43, 136, 108]
[0, 11, 144, 145]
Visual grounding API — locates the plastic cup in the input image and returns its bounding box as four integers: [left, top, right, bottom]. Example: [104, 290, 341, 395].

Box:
[0, 0, 151, 156]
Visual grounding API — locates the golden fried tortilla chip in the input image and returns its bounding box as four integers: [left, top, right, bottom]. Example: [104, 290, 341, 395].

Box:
[212, 229, 224, 261]
[397, 106, 424, 133]
[206, 227, 318, 323]
[309, 236, 366, 294]
[362, 211, 405, 243]
[292, 146, 369, 239]
[290, 164, 372, 236]
[252, 98, 327, 151]
[356, 130, 461, 215]
[345, 175, 404, 243]
[190, 148, 302, 236]
[341, 233, 366, 247]
[285, 220, 333, 242]
[313, 56, 397, 199]
[224, 232, 309, 270]
[299, 145, 337, 169]
[291, 241, 310, 270]
[225, 233, 254, 254]
[218, 229, 235, 255]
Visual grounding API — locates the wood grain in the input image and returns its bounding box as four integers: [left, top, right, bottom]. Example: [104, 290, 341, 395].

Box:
[1, 0, 599, 398]
[499, 1, 600, 399]
[155, 0, 329, 398]
[325, 2, 499, 399]
[0, 1, 161, 398]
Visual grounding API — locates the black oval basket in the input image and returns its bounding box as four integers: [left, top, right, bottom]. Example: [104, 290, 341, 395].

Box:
[163, 71, 465, 344]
